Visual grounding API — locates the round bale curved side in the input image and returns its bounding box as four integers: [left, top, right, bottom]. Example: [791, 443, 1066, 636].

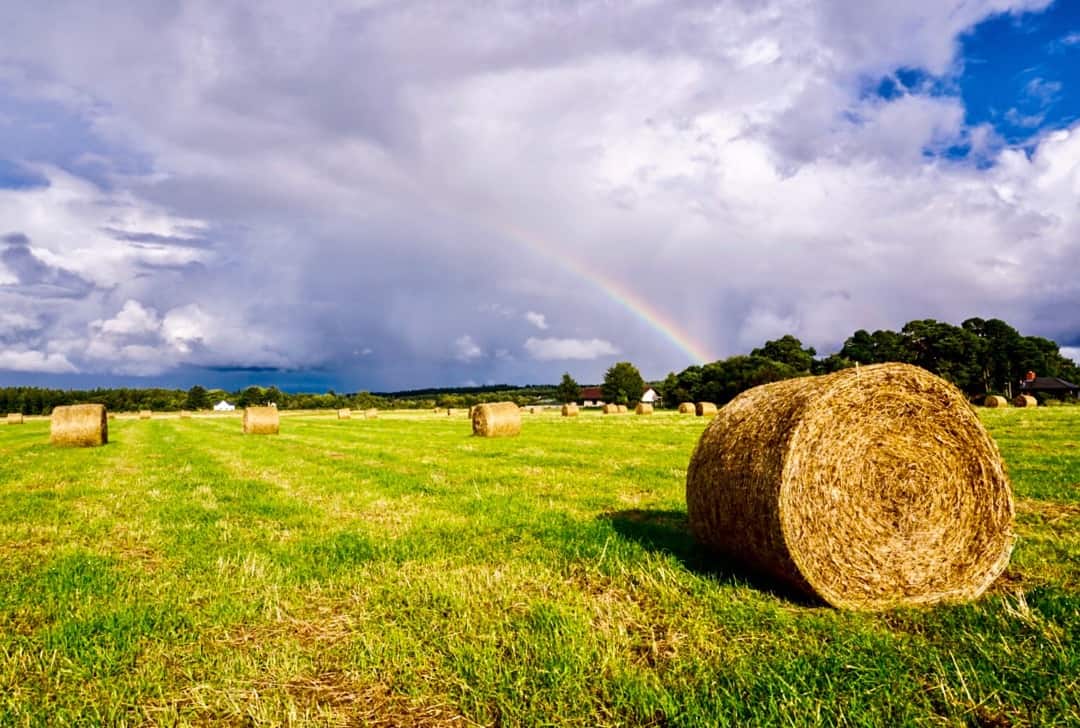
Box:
[139, 410, 152, 420]
[365, 408, 378, 419]
[695, 402, 717, 417]
[617, 405, 629, 413]
[635, 403, 654, 415]
[983, 395, 1008, 408]
[7, 413, 24, 424]
[561, 404, 579, 417]
[1013, 395, 1037, 408]
[243, 406, 280, 435]
[472, 402, 521, 437]
[686, 362, 1014, 611]
[50, 404, 108, 447]
[678, 403, 695, 414]
[337, 409, 351, 420]
[179, 410, 192, 419]
[602, 403, 619, 415]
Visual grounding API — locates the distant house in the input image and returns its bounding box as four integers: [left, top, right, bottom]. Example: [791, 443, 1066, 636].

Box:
[640, 387, 660, 405]
[579, 386, 604, 406]
[1019, 376, 1079, 398]
[213, 400, 236, 411]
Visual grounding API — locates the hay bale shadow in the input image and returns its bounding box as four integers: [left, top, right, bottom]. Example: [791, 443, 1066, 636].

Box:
[600, 508, 817, 606]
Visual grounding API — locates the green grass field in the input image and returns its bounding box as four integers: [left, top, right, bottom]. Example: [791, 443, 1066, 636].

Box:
[0, 408, 1077, 726]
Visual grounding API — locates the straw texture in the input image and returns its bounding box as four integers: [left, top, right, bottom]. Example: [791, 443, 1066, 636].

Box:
[337, 409, 351, 420]
[635, 403, 654, 415]
[1013, 395, 1037, 408]
[243, 406, 280, 435]
[50, 404, 108, 447]
[696, 402, 718, 416]
[365, 408, 378, 419]
[139, 410, 152, 420]
[561, 404, 579, 417]
[472, 402, 521, 437]
[602, 404, 619, 415]
[678, 403, 695, 414]
[686, 363, 1014, 611]
[179, 411, 192, 419]
[617, 405, 629, 413]
[983, 395, 1008, 408]
[6, 413, 24, 424]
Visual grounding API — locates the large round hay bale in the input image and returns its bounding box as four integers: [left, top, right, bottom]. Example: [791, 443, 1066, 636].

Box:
[561, 404, 579, 417]
[337, 409, 351, 420]
[243, 406, 280, 435]
[983, 395, 1008, 408]
[696, 402, 718, 416]
[686, 363, 1014, 611]
[635, 403, 654, 415]
[1013, 395, 1037, 408]
[365, 408, 378, 419]
[50, 404, 108, 447]
[7, 413, 24, 425]
[179, 410, 192, 419]
[139, 410, 152, 420]
[617, 404, 629, 413]
[602, 403, 619, 414]
[472, 402, 521, 437]
[678, 402, 695, 414]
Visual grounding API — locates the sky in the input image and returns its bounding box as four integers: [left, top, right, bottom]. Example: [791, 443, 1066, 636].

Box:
[2, 0, 1080, 391]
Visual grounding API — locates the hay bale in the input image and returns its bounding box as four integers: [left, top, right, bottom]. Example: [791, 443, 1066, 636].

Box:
[365, 408, 378, 419]
[602, 403, 619, 415]
[695, 402, 718, 417]
[447, 408, 456, 417]
[678, 403, 695, 414]
[686, 362, 1014, 611]
[983, 395, 1008, 408]
[243, 406, 280, 435]
[139, 410, 152, 420]
[561, 404, 579, 417]
[6, 413, 24, 425]
[50, 404, 108, 447]
[1013, 395, 1037, 408]
[529, 406, 543, 414]
[337, 409, 351, 420]
[617, 404, 629, 413]
[472, 402, 521, 437]
[179, 410, 192, 419]
[635, 403, 654, 415]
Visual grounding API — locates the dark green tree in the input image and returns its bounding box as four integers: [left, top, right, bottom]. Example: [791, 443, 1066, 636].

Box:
[751, 335, 816, 372]
[185, 385, 211, 411]
[602, 361, 645, 406]
[556, 373, 581, 403]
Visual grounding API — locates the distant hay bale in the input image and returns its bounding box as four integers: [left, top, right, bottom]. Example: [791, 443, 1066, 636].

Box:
[179, 410, 192, 419]
[365, 408, 378, 419]
[686, 363, 1014, 611]
[695, 402, 718, 417]
[1013, 395, 1037, 408]
[635, 403, 654, 415]
[617, 404, 629, 413]
[139, 410, 152, 420]
[6, 413, 24, 425]
[337, 409, 351, 420]
[243, 406, 280, 435]
[561, 404, 579, 417]
[50, 404, 108, 447]
[472, 402, 521, 437]
[983, 395, 1008, 408]
[447, 408, 457, 416]
[529, 406, 543, 414]
[678, 403, 695, 414]
[602, 403, 619, 415]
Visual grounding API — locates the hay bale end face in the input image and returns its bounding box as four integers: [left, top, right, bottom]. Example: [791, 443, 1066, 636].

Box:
[1014, 395, 1037, 408]
[50, 404, 108, 447]
[983, 395, 1008, 408]
[635, 403, 654, 415]
[6, 413, 24, 425]
[686, 362, 1014, 611]
[602, 403, 619, 415]
[695, 402, 718, 416]
[678, 403, 695, 414]
[337, 409, 351, 420]
[139, 410, 152, 420]
[561, 404, 579, 417]
[243, 406, 280, 435]
[472, 402, 521, 437]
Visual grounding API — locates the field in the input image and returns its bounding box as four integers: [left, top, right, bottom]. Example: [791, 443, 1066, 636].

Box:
[0, 408, 1077, 726]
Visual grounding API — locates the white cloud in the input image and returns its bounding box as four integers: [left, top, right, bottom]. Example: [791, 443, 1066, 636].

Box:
[524, 311, 548, 330]
[524, 337, 619, 360]
[454, 334, 483, 361]
[0, 349, 77, 373]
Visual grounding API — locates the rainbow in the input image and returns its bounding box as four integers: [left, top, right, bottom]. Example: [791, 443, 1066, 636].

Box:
[499, 222, 715, 365]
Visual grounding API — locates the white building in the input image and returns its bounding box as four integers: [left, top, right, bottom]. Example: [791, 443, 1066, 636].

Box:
[640, 388, 660, 404]
[213, 400, 236, 411]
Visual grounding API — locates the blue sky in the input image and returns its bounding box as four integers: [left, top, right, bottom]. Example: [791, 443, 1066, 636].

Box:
[2, 0, 1080, 391]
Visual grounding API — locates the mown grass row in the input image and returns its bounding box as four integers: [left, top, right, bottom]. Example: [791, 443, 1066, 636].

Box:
[0, 409, 1077, 726]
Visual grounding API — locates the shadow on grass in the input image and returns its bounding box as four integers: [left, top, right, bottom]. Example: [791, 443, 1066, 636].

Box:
[600, 508, 817, 606]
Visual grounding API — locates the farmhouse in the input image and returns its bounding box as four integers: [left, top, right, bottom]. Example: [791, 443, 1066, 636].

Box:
[1018, 376, 1079, 399]
[213, 400, 236, 411]
[579, 386, 604, 406]
[641, 387, 661, 406]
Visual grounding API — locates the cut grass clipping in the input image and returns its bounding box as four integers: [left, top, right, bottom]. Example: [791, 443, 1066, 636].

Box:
[561, 403, 579, 417]
[635, 403, 654, 415]
[471, 402, 521, 437]
[49, 403, 108, 447]
[686, 362, 1014, 611]
[243, 406, 280, 435]
[696, 402, 717, 416]
[984, 395, 1009, 408]
[1014, 394, 1037, 408]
